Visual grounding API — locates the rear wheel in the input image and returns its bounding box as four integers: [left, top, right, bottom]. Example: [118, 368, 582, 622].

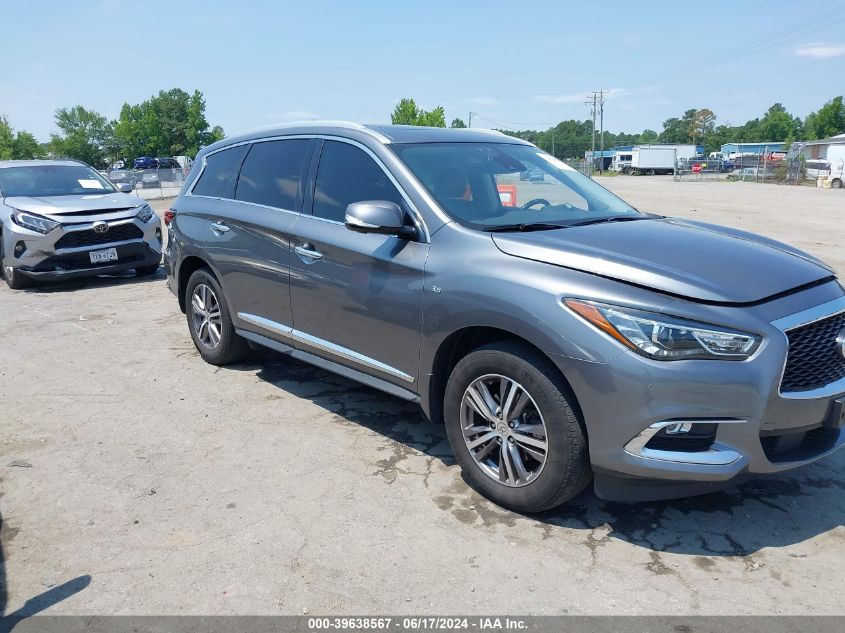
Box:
[832, 178, 843, 189]
[443, 341, 591, 513]
[185, 268, 249, 365]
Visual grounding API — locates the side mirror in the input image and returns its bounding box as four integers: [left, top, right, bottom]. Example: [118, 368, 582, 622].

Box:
[117, 183, 134, 193]
[345, 200, 413, 238]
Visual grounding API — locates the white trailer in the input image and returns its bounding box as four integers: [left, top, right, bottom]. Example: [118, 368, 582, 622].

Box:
[628, 146, 677, 175]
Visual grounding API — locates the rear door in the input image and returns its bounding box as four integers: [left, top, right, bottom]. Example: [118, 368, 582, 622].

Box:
[287, 139, 428, 388]
[183, 138, 314, 334]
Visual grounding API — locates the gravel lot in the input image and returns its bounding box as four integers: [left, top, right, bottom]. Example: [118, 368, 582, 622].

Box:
[1, 178, 844, 616]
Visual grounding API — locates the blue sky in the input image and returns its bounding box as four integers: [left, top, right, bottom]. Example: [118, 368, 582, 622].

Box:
[2, 0, 844, 141]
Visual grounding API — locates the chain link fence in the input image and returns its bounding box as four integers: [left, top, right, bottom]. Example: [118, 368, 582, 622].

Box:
[106, 167, 187, 199]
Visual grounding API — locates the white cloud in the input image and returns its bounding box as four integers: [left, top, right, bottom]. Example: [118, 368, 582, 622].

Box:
[462, 97, 500, 107]
[794, 43, 845, 59]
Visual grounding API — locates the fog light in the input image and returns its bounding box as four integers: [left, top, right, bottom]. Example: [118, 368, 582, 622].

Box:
[665, 422, 692, 434]
[14, 241, 26, 257]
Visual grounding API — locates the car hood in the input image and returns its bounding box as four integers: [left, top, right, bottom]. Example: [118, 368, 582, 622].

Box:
[3, 193, 141, 218]
[491, 217, 835, 304]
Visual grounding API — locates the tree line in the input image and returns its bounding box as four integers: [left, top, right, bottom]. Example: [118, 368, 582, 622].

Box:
[391, 96, 845, 159]
[0, 88, 224, 168]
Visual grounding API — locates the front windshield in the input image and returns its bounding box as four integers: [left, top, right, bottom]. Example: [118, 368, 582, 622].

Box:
[392, 142, 641, 230]
[0, 165, 117, 197]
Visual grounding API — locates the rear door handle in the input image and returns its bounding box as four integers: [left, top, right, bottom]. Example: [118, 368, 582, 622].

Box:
[295, 244, 323, 260]
[211, 221, 230, 234]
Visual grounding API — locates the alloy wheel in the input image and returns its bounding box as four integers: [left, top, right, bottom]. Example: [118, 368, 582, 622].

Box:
[460, 374, 548, 487]
[190, 283, 222, 350]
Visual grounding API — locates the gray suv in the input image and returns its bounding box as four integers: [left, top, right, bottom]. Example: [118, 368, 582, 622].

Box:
[165, 123, 845, 511]
[0, 160, 162, 289]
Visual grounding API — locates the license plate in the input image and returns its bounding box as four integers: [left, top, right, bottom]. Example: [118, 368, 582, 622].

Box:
[89, 248, 118, 264]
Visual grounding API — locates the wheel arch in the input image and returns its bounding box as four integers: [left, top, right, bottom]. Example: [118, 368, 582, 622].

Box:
[424, 325, 583, 428]
[177, 255, 217, 312]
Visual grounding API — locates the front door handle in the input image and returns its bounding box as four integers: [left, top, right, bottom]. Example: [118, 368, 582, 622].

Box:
[295, 244, 323, 260]
[211, 221, 230, 234]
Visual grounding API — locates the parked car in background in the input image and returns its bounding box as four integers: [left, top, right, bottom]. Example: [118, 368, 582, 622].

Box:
[0, 159, 162, 289]
[164, 122, 845, 512]
[805, 159, 831, 180]
[107, 168, 136, 188]
[137, 157, 184, 188]
[133, 156, 158, 170]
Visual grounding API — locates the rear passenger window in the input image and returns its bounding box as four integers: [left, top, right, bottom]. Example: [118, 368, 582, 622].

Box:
[313, 141, 403, 223]
[235, 139, 311, 210]
[191, 145, 248, 198]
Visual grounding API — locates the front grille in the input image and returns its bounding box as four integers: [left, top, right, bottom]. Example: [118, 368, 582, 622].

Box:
[761, 425, 840, 463]
[55, 223, 144, 249]
[781, 312, 845, 392]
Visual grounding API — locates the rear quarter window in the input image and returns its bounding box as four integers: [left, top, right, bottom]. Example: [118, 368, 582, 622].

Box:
[191, 145, 249, 198]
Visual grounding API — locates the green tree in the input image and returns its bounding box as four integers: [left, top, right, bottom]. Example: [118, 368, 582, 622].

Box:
[450, 118, 467, 128]
[390, 99, 446, 127]
[113, 88, 223, 162]
[660, 109, 697, 143]
[689, 108, 716, 146]
[48, 106, 113, 167]
[758, 103, 802, 141]
[0, 116, 43, 159]
[0, 117, 14, 159]
[804, 96, 845, 140]
[13, 131, 42, 159]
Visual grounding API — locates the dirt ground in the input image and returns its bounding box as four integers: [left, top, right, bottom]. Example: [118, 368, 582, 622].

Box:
[1, 178, 844, 616]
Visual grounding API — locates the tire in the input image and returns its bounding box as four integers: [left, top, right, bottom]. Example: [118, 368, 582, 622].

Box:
[135, 264, 160, 276]
[184, 268, 249, 365]
[443, 341, 591, 513]
[1, 248, 33, 290]
[832, 179, 843, 190]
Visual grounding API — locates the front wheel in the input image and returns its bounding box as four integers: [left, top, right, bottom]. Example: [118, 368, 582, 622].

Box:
[443, 341, 591, 513]
[2, 261, 33, 290]
[185, 268, 249, 365]
[832, 178, 843, 189]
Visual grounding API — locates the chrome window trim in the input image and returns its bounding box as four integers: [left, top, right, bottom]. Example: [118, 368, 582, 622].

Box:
[237, 312, 414, 384]
[186, 134, 315, 199]
[314, 135, 431, 243]
[772, 294, 845, 399]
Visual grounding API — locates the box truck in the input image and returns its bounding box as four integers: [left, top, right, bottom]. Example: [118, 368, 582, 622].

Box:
[628, 146, 677, 175]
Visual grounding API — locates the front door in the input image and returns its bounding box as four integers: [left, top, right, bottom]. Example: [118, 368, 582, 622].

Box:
[288, 139, 428, 388]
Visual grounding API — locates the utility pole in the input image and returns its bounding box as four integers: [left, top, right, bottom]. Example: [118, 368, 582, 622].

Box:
[468, 112, 473, 128]
[586, 92, 597, 178]
[598, 90, 605, 175]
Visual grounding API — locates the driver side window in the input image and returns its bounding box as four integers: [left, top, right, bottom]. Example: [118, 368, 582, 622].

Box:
[313, 141, 404, 223]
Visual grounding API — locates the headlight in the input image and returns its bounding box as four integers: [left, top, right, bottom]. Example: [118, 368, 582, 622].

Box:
[135, 204, 155, 223]
[10, 209, 60, 234]
[564, 299, 761, 360]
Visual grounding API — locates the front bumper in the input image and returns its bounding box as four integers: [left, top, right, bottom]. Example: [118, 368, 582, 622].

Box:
[3, 214, 162, 282]
[555, 294, 845, 501]
[19, 242, 161, 281]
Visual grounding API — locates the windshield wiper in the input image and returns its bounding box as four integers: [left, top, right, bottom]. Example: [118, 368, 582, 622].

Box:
[565, 216, 648, 228]
[482, 222, 567, 233]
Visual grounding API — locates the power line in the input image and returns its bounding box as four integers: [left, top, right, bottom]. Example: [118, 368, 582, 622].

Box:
[663, 10, 845, 78]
